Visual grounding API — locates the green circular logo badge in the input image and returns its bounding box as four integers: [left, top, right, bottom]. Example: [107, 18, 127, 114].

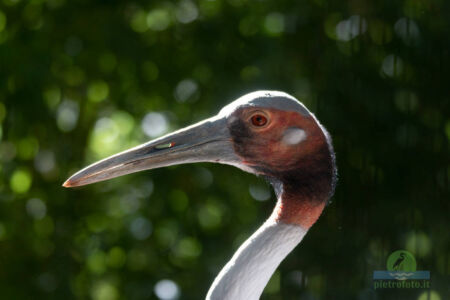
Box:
[387, 250, 416, 272]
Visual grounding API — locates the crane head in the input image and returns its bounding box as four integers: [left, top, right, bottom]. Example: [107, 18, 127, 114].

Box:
[63, 91, 336, 202]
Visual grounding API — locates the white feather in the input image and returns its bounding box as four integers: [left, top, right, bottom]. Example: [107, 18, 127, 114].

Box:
[206, 219, 307, 300]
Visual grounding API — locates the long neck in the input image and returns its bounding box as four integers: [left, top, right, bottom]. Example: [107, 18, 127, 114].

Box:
[206, 192, 325, 300]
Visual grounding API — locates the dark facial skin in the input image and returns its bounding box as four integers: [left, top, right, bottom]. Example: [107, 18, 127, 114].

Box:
[228, 107, 336, 205]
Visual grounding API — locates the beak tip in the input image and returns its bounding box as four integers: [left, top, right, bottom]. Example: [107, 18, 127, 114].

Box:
[62, 179, 74, 188]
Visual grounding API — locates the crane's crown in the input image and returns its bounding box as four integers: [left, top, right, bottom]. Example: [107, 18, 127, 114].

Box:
[219, 91, 311, 118]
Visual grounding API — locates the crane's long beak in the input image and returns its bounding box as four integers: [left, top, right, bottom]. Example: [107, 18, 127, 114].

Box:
[63, 115, 240, 187]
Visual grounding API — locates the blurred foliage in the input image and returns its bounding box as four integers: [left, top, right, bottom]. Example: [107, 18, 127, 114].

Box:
[0, 0, 449, 299]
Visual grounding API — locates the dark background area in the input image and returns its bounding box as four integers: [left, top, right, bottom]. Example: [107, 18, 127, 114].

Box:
[0, 0, 448, 299]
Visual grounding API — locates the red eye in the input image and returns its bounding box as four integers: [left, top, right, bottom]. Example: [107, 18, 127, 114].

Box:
[251, 114, 268, 127]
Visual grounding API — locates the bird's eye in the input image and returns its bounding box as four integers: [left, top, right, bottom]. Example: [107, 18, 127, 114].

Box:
[250, 114, 268, 127]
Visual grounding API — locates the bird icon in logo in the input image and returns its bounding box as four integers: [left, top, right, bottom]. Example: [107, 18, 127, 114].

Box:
[392, 252, 406, 271]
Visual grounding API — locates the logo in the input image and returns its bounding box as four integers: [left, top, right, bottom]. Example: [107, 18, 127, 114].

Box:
[373, 250, 430, 289]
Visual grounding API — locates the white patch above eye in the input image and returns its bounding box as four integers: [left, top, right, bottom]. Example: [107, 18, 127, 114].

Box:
[282, 127, 307, 145]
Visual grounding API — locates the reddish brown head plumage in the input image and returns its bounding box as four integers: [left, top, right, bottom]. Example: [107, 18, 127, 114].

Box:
[221, 91, 337, 227]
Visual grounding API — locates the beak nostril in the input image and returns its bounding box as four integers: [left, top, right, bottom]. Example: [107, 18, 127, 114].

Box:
[154, 142, 175, 150]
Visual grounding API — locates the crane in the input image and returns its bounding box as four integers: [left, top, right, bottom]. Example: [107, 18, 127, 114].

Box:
[64, 91, 337, 300]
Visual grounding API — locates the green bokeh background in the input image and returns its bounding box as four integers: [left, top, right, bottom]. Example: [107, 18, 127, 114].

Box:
[0, 0, 448, 299]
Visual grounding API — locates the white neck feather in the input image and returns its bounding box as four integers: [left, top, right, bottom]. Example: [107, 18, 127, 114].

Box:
[206, 218, 307, 300]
